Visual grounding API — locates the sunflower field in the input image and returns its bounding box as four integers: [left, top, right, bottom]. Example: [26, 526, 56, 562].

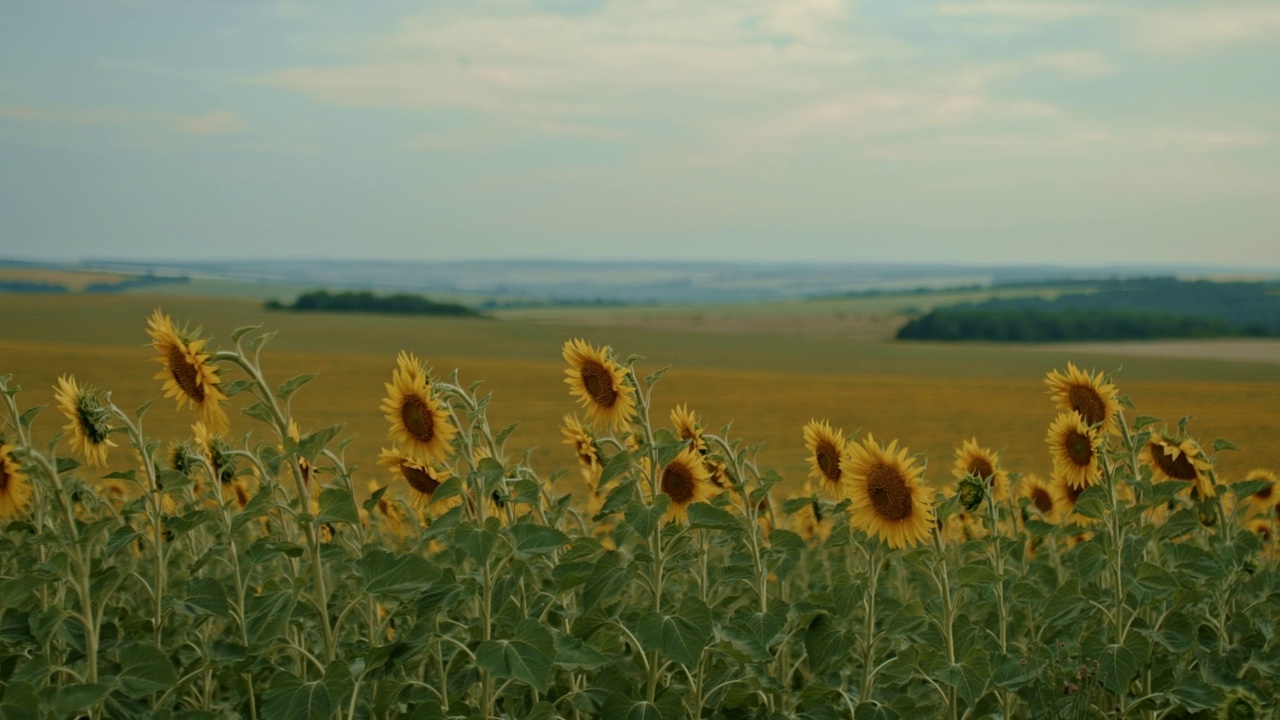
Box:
[0, 311, 1277, 720]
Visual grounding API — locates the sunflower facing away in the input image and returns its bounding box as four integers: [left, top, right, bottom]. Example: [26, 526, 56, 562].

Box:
[147, 309, 229, 436]
[562, 339, 636, 432]
[952, 438, 1010, 501]
[1045, 362, 1121, 436]
[1019, 473, 1058, 523]
[659, 447, 712, 522]
[380, 352, 456, 465]
[0, 444, 33, 520]
[54, 375, 117, 468]
[841, 434, 934, 550]
[378, 447, 460, 515]
[1046, 412, 1103, 490]
[670, 404, 707, 455]
[803, 419, 847, 497]
[1142, 433, 1214, 499]
[561, 415, 602, 488]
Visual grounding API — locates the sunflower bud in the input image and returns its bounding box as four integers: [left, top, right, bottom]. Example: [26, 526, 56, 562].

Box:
[1219, 690, 1258, 720]
[957, 475, 986, 512]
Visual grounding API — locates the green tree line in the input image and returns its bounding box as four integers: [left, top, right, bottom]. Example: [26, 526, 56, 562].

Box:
[897, 308, 1261, 342]
[265, 290, 485, 318]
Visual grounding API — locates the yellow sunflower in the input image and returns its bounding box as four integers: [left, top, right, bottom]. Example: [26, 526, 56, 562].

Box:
[1050, 467, 1093, 525]
[670, 404, 707, 454]
[0, 444, 33, 520]
[378, 447, 460, 515]
[1243, 468, 1278, 517]
[147, 309, 229, 436]
[705, 457, 733, 491]
[561, 415, 602, 488]
[787, 484, 831, 542]
[659, 447, 712, 522]
[952, 438, 1010, 501]
[1044, 362, 1121, 435]
[841, 434, 934, 550]
[53, 375, 117, 468]
[96, 478, 131, 511]
[287, 419, 318, 498]
[1046, 412, 1102, 490]
[562, 339, 636, 432]
[366, 480, 410, 542]
[1142, 433, 1214, 499]
[380, 352, 456, 465]
[803, 419, 847, 497]
[1019, 473, 1058, 523]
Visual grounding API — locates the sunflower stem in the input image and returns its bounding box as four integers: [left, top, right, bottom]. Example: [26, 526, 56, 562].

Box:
[858, 539, 881, 704]
[931, 525, 959, 720]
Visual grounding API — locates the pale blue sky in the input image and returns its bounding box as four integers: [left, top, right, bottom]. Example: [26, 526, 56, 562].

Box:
[1, 0, 1277, 265]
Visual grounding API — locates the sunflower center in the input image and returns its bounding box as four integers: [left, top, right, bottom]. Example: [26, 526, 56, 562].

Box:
[1255, 485, 1273, 501]
[1067, 386, 1106, 427]
[1065, 482, 1084, 506]
[1032, 487, 1053, 514]
[580, 361, 618, 409]
[661, 462, 696, 504]
[866, 462, 913, 521]
[400, 463, 441, 496]
[1151, 443, 1199, 481]
[0, 462, 9, 491]
[400, 395, 436, 443]
[968, 458, 995, 482]
[816, 441, 842, 482]
[75, 393, 111, 445]
[167, 345, 206, 403]
[1065, 431, 1094, 468]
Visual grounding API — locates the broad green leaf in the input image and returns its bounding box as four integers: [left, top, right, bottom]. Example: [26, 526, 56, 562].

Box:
[116, 643, 178, 698]
[0, 680, 38, 720]
[182, 577, 230, 619]
[598, 451, 633, 488]
[805, 613, 847, 672]
[957, 564, 1001, 587]
[594, 478, 635, 520]
[263, 675, 331, 720]
[554, 632, 611, 670]
[583, 554, 632, 611]
[632, 598, 712, 666]
[231, 484, 275, 533]
[511, 523, 570, 558]
[475, 619, 554, 693]
[455, 520, 500, 565]
[277, 373, 317, 401]
[357, 549, 436, 598]
[229, 324, 262, 343]
[316, 487, 359, 526]
[245, 591, 296, 652]
[1212, 438, 1241, 453]
[1098, 644, 1137, 694]
[625, 496, 669, 537]
[0, 576, 46, 609]
[687, 502, 738, 532]
[297, 425, 343, 463]
[44, 684, 112, 717]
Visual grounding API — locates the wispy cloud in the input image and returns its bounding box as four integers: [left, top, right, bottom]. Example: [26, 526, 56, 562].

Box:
[1133, 4, 1280, 52]
[1034, 51, 1113, 78]
[0, 104, 244, 136]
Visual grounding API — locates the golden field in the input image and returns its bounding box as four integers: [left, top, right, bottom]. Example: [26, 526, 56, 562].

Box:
[2, 292, 1278, 497]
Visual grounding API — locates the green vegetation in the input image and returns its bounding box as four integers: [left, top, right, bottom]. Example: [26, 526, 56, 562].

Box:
[0, 280, 67, 293]
[898, 278, 1280, 342]
[267, 290, 485, 318]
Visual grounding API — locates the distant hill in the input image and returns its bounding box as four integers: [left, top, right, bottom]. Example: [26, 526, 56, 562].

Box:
[266, 290, 485, 318]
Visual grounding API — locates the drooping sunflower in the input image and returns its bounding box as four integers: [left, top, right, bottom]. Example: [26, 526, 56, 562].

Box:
[1242, 468, 1278, 517]
[1018, 473, 1058, 523]
[378, 447, 460, 515]
[659, 447, 712, 522]
[1044, 362, 1121, 435]
[53, 375, 117, 468]
[380, 352, 456, 465]
[1046, 412, 1103, 490]
[561, 415, 603, 488]
[147, 309, 229, 436]
[841, 434, 934, 549]
[803, 419, 847, 497]
[287, 419, 317, 497]
[562, 339, 636, 432]
[1142, 433, 1214, 499]
[705, 457, 733, 490]
[952, 438, 1010, 501]
[670, 404, 707, 454]
[0, 444, 33, 520]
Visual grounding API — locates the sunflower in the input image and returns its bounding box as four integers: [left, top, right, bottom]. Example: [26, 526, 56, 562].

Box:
[147, 310, 229, 436]
[53, 375, 117, 468]
[380, 352, 456, 465]
[1044, 362, 1121, 435]
[670, 404, 707, 454]
[787, 484, 831, 542]
[659, 447, 712, 522]
[841, 434, 934, 549]
[803, 419, 847, 497]
[705, 457, 733, 490]
[230, 476, 256, 511]
[1142, 433, 1214, 499]
[562, 339, 636, 432]
[952, 438, 1009, 501]
[0, 444, 33, 520]
[96, 478, 131, 511]
[1242, 468, 1278, 517]
[1046, 412, 1102, 490]
[378, 447, 460, 515]
[1018, 473, 1058, 523]
[287, 419, 317, 497]
[561, 415, 602, 488]
[366, 480, 410, 541]
[193, 421, 236, 488]
[1051, 467, 1092, 525]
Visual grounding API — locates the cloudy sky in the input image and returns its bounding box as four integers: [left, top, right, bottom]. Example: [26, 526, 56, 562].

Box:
[1, 0, 1277, 266]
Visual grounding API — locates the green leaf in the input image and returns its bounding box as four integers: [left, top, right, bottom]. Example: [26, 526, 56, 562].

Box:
[599, 451, 633, 488]
[475, 619, 554, 693]
[957, 564, 1001, 587]
[231, 484, 276, 533]
[1165, 679, 1220, 711]
[804, 613, 847, 671]
[0, 575, 46, 609]
[182, 577, 231, 619]
[1098, 644, 1137, 694]
[242, 401, 277, 427]
[632, 598, 712, 666]
[45, 684, 112, 717]
[511, 523, 570, 558]
[244, 591, 296, 652]
[17, 405, 43, 430]
[316, 487, 359, 526]
[687, 502, 739, 532]
[625, 496, 670, 537]
[116, 643, 178, 698]
[594, 478, 635, 520]
[277, 373, 318, 401]
[1073, 484, 1108, 521]
[297, 425, 343, 463]
[263, 674, 331, 720]
[1132, 415, 1159, 430]
[428, 476, 464, 506]
[554, 632, 611, 671]
[583, 553, 632, 611]
[249, 330, 277, 353]
[1212, 438, 1241, 453]
[229, 324, 262, 344]
[0, 680, 38, 720]
[455, 520, 500, 565]
[357, 549, 436, 598]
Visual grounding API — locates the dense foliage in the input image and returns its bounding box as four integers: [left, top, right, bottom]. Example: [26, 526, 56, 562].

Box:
[0, 315, 1276, 719]
[266, 291, 483, 318]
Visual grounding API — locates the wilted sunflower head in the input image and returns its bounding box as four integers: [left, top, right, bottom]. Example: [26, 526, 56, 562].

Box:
[952, 438, 1009, 500]
[1142, 432, 1214, 499]
[147, 309, 229, 436]
[378, 447, 460, 515]
[659, 447, 712, 522]
[1046, 412, 1102, 490]
[0, 444, 33, 520]
[561, 415, 602, 488]
[53, 375, 117, 468]
[562, 339, 636, 432]
[670, 404, 707, 455]
[803, 419, 847, 497]
[841, 434, 934, 550]
[1044, 362, 1121, 435]
[380, 352, 457, 466]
